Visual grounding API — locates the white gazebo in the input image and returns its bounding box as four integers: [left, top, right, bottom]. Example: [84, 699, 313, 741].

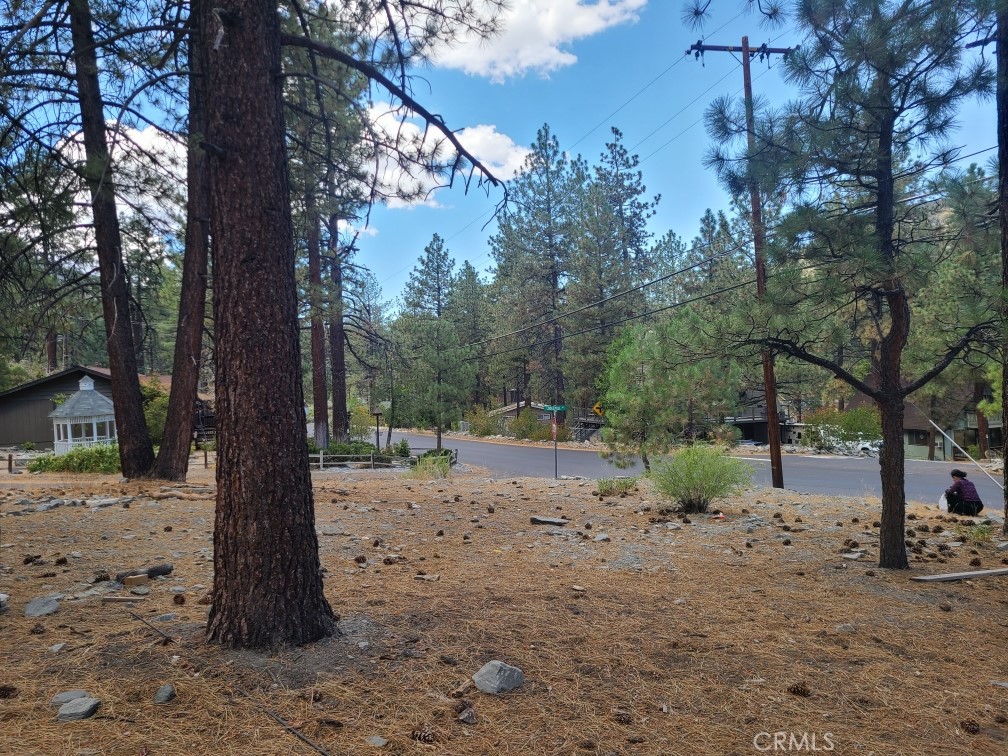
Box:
[49, 375, 117, 455]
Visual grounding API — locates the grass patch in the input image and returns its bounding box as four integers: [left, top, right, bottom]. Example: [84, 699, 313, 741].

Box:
[405, 454, 451, 480]
[596, 476, 638, 497]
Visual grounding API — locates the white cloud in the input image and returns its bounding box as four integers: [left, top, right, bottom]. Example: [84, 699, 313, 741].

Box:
[366, 106, 529, 209]
[456, 124, 531, 180]
[433, 0, 647, 82]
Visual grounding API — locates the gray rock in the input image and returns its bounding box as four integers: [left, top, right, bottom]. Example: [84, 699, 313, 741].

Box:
[996, 541, 1008, 552]
[0, 593, 8, 611]
[365, 735, 388, 747]
[58, 697, 101, 721]
[530, 516, 569, 526]
[155, 613, 176, 622]
[49, 642, 67, 653]
[153, 684, 176, 704]
[130, 585, 150, 596]
[593, 533, 611, 542]
[835, 623, 856, 634]
[51, 689, 90, 707]
[473, 660, 525, 694]
[87, 497, 120, 509]
[24, 596, 60, 617]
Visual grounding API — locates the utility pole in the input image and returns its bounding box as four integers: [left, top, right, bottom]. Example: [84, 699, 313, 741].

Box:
[687, 36, 789, 488]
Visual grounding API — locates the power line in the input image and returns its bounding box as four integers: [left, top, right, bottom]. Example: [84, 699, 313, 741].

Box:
[451, 151, 998, 353]
[377, 12, 755, 292]
[468, 277, 757, 364]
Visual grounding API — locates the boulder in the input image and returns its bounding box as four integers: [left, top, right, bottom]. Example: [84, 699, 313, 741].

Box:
[473, 660, 525, 694]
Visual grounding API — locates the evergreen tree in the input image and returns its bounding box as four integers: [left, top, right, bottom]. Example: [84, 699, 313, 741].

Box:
[401, 234, 475, 449]
[704, 0, 995, 568]
[489, 124, 574, 406]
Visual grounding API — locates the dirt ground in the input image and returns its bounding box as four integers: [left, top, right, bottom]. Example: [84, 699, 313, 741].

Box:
[1, 454, 1007, 756]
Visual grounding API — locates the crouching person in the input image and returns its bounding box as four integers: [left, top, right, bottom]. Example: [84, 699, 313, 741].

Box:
[944, 469, 983, 516]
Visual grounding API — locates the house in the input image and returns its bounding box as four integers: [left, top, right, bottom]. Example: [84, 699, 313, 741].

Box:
[0, 365, 214, 449]
[0, 366, 115, 449]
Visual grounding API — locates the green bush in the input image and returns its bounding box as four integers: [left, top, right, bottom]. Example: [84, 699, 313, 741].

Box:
[463, 405, 503, 436]
[650, 445, 753, 514]
[144, 394, 170, 446]
[393, 438, 410, 457]
[349, 404, 373, 442]
[21, 440, 35, 451]
[804, 406, 881, 450]
[26, 444, 121, 474]
[708, 423, 742, 445]
[509, 407, 571, 442]
[326, 440, 376, 456]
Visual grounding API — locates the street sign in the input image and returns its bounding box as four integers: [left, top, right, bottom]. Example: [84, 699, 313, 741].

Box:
[592, 402, 604, 417]
[543, 404, 567, 412]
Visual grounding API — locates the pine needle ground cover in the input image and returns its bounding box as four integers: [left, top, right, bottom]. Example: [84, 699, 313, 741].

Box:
[0, 463, 1006, 755]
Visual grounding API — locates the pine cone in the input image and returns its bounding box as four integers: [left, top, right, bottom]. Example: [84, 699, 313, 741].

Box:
[787, 682, 811, 697]
[410, 728, 436, 743]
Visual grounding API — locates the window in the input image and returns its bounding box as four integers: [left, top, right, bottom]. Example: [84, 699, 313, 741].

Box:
[907, 430, 929, 446]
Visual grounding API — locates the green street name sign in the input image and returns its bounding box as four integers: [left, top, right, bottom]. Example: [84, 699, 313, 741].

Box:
[543, 404, 567, 412]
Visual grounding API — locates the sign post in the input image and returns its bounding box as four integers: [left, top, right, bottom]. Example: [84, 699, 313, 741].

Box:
[543, 405, 566, 479]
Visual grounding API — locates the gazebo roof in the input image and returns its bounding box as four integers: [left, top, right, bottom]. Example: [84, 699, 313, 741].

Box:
[49, 376, 115, 419]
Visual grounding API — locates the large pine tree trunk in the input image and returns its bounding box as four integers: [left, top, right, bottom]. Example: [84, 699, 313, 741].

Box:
[200, 0, 337, 648]
[874, 93, 908, 570]
[69, 0, 154, 478]
[308, 208, 329, 449]
[998, 3, 1008, 536]
[151, 17, 210, 481]
[329, 238, 348, 444]
[877, 389, 908, 569]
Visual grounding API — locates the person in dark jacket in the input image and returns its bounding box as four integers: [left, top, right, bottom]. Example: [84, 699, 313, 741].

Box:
[944, 469, 983, 516]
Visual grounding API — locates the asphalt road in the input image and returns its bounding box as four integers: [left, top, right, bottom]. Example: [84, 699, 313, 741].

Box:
[391, 431, 1006, 511]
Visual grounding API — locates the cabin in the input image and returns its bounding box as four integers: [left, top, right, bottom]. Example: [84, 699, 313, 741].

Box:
[0, 365, 214, 449]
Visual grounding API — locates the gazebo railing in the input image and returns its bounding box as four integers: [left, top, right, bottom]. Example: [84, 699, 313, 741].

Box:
[54, 437, 117, 455]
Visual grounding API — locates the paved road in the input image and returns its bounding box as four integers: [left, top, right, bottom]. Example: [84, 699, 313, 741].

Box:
[391, 431, 1005, 510]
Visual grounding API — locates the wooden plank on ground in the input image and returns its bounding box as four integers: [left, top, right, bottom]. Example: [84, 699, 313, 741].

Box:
[911, 568, 1008, 583]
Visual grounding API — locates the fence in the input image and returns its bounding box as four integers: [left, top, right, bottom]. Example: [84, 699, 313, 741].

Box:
[309, 448, 457, 471]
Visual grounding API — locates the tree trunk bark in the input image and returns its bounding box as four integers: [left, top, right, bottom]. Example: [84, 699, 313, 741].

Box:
[878, 390, 908, 569]
[998, 3, 1008, 536]
[308, 204, 329, 450]
[46, 328, 58, 373]
[151, 15, 211, 481]
[69, 0, 154, 478]
[974, 382, 990, 460]
[329, 240, 348, 444]
[200, 0, 337, 648]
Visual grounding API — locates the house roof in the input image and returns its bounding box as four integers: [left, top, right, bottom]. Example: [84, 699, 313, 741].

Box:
[84, 366, 212, 402]
[49, 377, 115, 418]
[0, 364, 212, 403]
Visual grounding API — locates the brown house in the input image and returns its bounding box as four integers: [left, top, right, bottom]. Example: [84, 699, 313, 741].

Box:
[0, 366, 116, 449]
[0, 366, 214, 449]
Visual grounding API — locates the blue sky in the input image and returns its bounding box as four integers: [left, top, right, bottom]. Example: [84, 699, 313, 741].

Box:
[354, 1, 998, 307]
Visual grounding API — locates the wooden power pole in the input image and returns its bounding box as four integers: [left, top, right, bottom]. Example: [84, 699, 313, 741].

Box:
[687, 36, 790, 488]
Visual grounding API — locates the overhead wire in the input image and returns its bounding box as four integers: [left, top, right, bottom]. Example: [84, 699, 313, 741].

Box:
[447, 146, 998, 358]
[375, 9, 752, 291]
